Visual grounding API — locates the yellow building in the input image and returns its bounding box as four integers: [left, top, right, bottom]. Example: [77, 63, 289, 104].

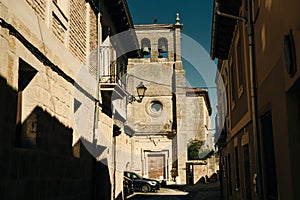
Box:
[212, 0, 300, 199]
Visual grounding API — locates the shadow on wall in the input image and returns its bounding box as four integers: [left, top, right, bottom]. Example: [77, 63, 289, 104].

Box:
[197, 173, 219, 184]
[95, 158, 112, 200]
[0, 75, 18, 149]
[0, 75, 111, 199]
[15, 106, 74, 154]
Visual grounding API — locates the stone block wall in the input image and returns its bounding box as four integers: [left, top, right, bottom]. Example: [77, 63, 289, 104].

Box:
[131, 136, 173, 179]
[127, 61, 174, 134]
[127, 23, 189, 184]
[0, 0, 100, 199]
[69, 0, 87, 62]
[24, 0, 97, 63]
[25, 0, 46, 21]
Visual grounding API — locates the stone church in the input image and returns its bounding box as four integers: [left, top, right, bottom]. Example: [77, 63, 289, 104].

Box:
[125, 15, 216, 184]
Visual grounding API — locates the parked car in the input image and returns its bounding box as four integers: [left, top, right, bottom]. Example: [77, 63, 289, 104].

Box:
[123, 176, 134, 197]
[124, 171, 160, 193]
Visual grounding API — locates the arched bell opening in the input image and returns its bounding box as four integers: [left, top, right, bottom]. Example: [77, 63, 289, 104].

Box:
[141, 38, 151, 58]
[158, 37, 168, 58]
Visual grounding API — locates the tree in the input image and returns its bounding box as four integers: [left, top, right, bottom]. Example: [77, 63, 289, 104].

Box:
[188, 140, 204, 160]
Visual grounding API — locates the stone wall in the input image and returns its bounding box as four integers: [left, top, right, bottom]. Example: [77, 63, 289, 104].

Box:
[69, 0, 87, 62]
[127, 61, 174, 134]
[126, 23, 188, 184]
[25, 0, 46, 21]
[186, 96, 206, 142]
[131, 136, 173, 179]
[0, 0, 99, 199]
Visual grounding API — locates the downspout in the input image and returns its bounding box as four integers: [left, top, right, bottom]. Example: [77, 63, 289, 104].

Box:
[246, 0, 262, 198]
[216, 8, 247, 23]
[93, 1, 102, 199]
[94, 0, 102, 146]
[93, 0, 102, 150]
[97, 0, 102, 107]
[216, 0, 262, 199]
[97, 0, 102, 92]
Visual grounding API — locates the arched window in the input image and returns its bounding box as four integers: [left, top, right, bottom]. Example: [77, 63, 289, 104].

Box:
[141, 38, 151, 58]
[158, 38, 168, 58]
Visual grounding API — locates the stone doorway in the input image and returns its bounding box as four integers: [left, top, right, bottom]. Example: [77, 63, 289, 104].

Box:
[147, 154, 165, 180]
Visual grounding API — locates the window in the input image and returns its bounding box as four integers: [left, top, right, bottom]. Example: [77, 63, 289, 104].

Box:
[26, 0, 47, 20]
[225, 68, 230, 116]
[150, 101, 163, 113]
[52, 0, 69, 44]
[147, 100, 164, 118]
[230, 59, 237, 108]
[53, 0, 69, 17]
[235, 25, 245, 98]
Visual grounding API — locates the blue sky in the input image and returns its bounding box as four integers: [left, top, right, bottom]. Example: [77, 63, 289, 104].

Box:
[127, 0, 214, 52]
[127, 0, 216, 88]
[127, 0, 218, 130]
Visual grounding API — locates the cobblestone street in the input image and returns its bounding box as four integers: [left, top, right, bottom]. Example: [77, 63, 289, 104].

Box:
[127, 182, 221, 200]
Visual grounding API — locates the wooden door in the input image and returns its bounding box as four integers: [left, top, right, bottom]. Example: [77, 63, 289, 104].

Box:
[148, 154, 165, 180]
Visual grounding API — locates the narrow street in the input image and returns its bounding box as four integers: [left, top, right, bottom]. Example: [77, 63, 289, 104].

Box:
[127, 182, 221, 200]
[2, 0, 299, 199]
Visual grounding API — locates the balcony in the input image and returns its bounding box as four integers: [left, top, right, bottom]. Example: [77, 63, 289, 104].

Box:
[100, 74, 128, 118]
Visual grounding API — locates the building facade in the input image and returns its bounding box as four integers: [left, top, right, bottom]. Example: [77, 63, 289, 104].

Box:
[0, 0, 98, 198]
[126, 16, 217, 185]
[95, 1, 139, 199]
[211, 0, 300, 199]
[126, 20, 186, 183]
[185, 87, 218, 185]
[0, 0, 137, 199]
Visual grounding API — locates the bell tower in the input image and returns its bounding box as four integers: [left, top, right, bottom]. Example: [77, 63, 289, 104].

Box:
[126, 14, 187, 184]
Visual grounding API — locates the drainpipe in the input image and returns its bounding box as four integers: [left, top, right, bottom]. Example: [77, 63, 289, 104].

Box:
[93, 0, 102, 148]
[92, 0, 101, 150]
[246, 0, 262, 198]
[97, 0, 102, 125]
[93, 1, 102, 199]
[216, 0, 262, 199]
[97, 0, 102, 107]
[216, 8, 246, 23]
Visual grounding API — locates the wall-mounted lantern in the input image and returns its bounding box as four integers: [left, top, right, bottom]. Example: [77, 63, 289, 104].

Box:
[128, 82, 147, 103]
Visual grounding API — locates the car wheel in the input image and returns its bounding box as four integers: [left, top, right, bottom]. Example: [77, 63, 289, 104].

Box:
[141, 184, 150, 193]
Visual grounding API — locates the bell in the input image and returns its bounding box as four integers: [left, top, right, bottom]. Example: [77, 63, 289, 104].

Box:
[158, 45, 167, 53]
[142, 47, 150, 55]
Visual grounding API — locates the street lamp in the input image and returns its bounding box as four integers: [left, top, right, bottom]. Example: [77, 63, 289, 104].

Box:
[128, 82, 147, 103]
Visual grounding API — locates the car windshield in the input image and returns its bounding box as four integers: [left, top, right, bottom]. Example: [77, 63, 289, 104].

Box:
[125, 172, 142, 180]
[131, 173, 142, 179]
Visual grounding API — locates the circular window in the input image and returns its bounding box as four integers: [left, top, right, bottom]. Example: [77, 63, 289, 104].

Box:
[150, 101, 163, 113]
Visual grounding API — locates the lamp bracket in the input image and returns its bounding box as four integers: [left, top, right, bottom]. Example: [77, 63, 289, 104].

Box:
[128, 95, 142, 104]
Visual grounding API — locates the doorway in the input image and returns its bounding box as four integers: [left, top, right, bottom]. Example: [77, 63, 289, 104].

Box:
[147, 154, 165, 180]
[260, 111, 278, 199]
